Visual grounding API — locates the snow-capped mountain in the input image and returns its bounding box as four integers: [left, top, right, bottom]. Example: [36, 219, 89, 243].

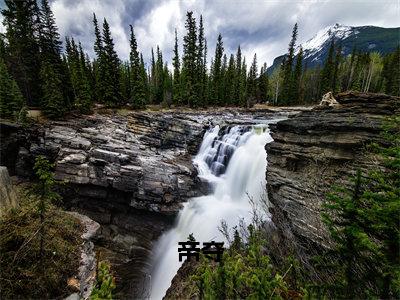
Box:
[267, 24, 399, 74]
[298, 24, 357, 60]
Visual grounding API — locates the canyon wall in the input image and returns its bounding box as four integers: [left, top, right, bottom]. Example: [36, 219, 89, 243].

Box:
[266, 92, 399, 254]
[1, 109, 289, 297]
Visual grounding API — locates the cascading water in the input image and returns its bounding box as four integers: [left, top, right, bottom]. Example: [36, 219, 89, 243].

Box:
[149, 123, 274, 299]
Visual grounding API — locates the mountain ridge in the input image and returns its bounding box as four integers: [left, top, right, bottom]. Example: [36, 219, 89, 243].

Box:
[267, 24, 400, 74]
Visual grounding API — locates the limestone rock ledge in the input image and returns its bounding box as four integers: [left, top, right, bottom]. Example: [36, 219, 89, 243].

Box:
[266, 92, 399, 252]
[8, 112, 213, 214]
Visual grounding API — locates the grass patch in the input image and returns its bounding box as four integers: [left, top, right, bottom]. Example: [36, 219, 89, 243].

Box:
[0, 187, 82, 299]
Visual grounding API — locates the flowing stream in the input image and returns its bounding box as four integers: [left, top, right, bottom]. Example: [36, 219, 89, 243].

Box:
[149, 122, 274, 299]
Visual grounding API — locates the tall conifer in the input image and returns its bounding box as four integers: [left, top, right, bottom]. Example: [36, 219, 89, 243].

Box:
[281, 23, 298, 105]
[172, 29, 181, 105]
[0, 57, 24, 118]
[39, 0, 70, 115]
[101, 18, 121, 106]
[2, 0, 42, 106]
[320, 39, 335, 95]
[182, 11, 197, 107]
[293, 46, 304, 103]
[129, 26, 146, 108]
[211, 34, 224, 105]
[258, 62, 269, 103]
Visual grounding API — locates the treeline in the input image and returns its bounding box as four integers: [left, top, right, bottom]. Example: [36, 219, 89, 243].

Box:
[0, 1, 268, 119]
[0, 1, 399, 120]
[272, 23, 400, 105]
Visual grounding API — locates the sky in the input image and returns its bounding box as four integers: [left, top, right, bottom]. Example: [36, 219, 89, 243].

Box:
[0, 0, 399, 69]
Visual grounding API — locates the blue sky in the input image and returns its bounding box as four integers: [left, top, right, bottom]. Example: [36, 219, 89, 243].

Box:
[1, 0, 399, 68]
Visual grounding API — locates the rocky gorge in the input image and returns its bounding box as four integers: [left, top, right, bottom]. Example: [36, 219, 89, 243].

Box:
[0, 92, 397, 298]
[162, 91, 398, 298]
[0, 108, 294, 297]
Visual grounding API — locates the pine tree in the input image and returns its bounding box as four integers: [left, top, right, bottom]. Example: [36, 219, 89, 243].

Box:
[172, 29, 181, 106]
[320, 39, 335, 95]
[30, 156, 61, 262]
[225, 54, 236, 105]
[69, 39, 92, 113]
[0, 34, 7, 61]
[258, 62, 269, 103]
[61, 53, 75, 108]
[162, 63, 173, 107]
[281, 23, 298, 105]
[119, 63, 129, 102]
[220, 54, 227, 106]
[239, 57, 247, 107]
[2, 0, 42, 106]
[93, 13, 104, 102]
[346, 46, 357, 90]
[129, 26, 146, 108]
[246, 53, 258, 107]
[39, 0, 61, 62]
[155, 46, 165, 104]
[0, 57, 24, 118]
[293, 46, 303, 103]
[75, 41, 92, 111]
[383, 47, 400, 96]
[149, 48, 156, 103]
[120, 62, 132, 102]
[40, 60, 65, 119]
[332, 44, 342, 93]
[181, 11, 197, 107]
[93, 14, 102, 57]
[101, 18, 121, 106]
[196, 15, 206, 106]
[39, 0, 70, 115]
[203, 39, 209, 105]
[352, 51, 364, 91]
[139, 53, 149, 104]
[234, 46, 242, 105]
[211, 34, 224, 105]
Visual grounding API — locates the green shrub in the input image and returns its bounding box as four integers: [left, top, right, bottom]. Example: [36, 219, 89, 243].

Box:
[190, 225, 295, 299]
[90, 260, 116, 299]
[0, 188, 82, 298]
[320, 116, 400, 299]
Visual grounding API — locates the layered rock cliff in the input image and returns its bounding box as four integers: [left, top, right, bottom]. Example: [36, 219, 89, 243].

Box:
[266, 92, 399, 253]
[1, 111, 211, 297]
[1, 108, 294, 297]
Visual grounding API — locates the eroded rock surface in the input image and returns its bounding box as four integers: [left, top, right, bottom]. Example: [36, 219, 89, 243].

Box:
[33, 112, 210, 214]
[67, 212, 100, 299]
[1, 109, 296, 298]
[266, 92, 399, 252]
[0, 166, 18, 216]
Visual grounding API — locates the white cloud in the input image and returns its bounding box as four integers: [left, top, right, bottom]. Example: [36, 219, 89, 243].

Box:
[48, 0, 400, 69]
[51, 0, 130, 59]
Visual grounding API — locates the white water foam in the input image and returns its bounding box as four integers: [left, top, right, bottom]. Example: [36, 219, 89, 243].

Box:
[149, 123, 274, 299]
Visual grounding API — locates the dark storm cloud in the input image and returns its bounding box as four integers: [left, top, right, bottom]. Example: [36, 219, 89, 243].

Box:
[221, 25, 289, 52]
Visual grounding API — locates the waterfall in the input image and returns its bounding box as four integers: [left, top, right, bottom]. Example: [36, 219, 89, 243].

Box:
[148, 123, 273, 299]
